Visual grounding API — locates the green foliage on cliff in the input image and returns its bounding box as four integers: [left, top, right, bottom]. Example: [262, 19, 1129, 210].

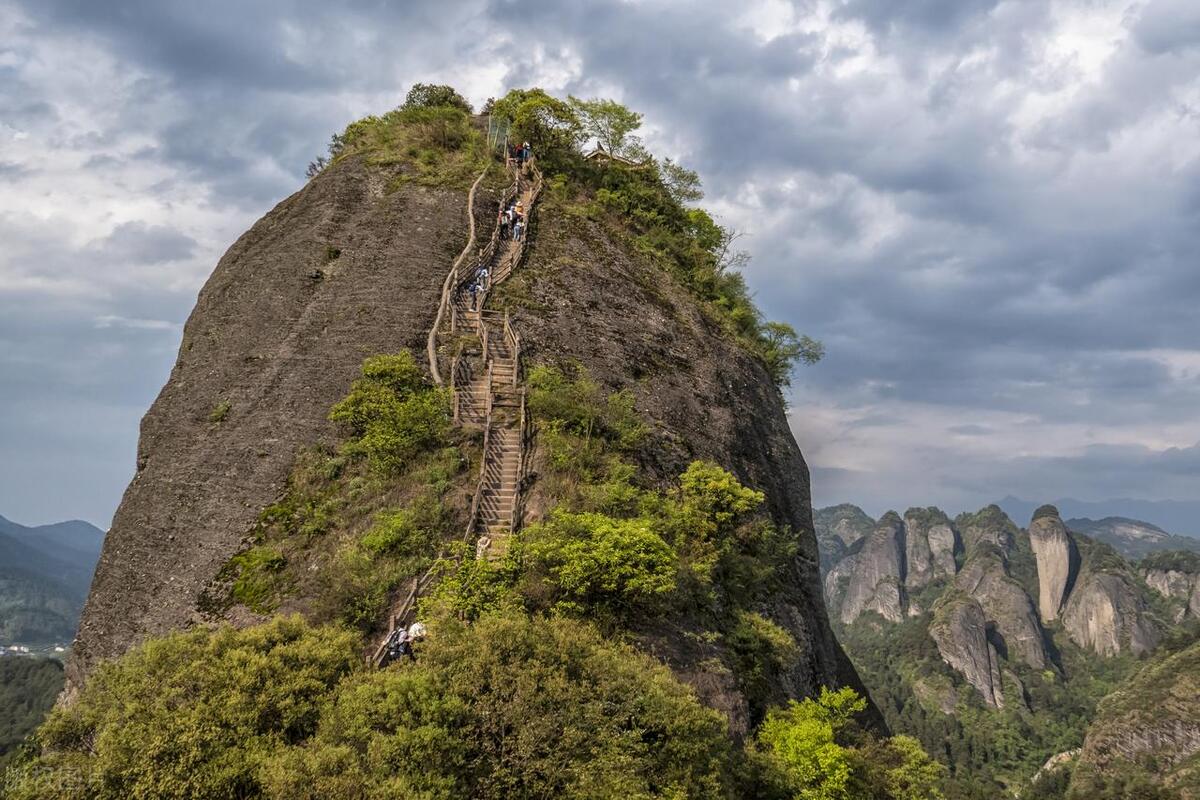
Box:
[330, 352, 451, 475]
[5, 618, 360, 800]
[1140, 549, 1200, 573]
[483, 87, 822, 389]
[753, 687, 947, 800]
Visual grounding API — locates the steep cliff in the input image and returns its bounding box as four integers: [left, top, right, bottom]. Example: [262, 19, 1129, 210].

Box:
[68, 155, 477, 692]
[494, 178, 864, 717]
[1028, 505, 1078, 623]
[1061, 539, 1160, 657]
[954, 544, 1048, 670]
[929, 592, 1005, 708]
[67, 112, 863, 730]
[825, 512, 906, 624]
[1141, 550, 1200, 621]
[814, 503, 874, 573]
[903, 506, 958, 590]
[1069, 639, 1200, 797]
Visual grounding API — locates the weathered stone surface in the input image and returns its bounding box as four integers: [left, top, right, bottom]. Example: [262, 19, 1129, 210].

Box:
[904, 507, 958, 589]
[1062, 568, 1159, 656]
[70, 147, 871, 730]
[955, 545, 1048, 670]
[1072, 639, 1200, 792]
[930, 593, 1004, 708]
[814, 504, 875, 574]
[68, 157, 470, 693]
[830, 512, 906, 624]
[1143, 569, 1197, 601]
[1028, 505, 1078, 623]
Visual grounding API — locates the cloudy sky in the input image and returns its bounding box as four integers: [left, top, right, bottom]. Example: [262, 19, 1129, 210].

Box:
[1, 0, 1198, 527]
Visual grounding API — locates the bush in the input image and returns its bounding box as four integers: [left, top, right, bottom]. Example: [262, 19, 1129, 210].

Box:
[330, 351, 450, 475]
[518, 510, 677, 616]
[755, 687, 946, 800]
[7, 618, 360, 800]
[401, 83, 473, 114]
[260, 613, 739, 800]
[729, 610, 800, 717]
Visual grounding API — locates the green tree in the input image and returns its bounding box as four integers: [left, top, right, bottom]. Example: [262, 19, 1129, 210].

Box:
[661, 157, 704, 203]
[757, 688, 866, 800]
[518, 510, 677, 615]
[261, 614, 738, 800]
[7, 617, 359, 800]
[569, 96, 645, 158]
[402, 83, 473, 113]
[490, 89, 584, 162]
[759, 322, 824, 388]
[679, 460, 765, 537]
[329, 351, 450, 474]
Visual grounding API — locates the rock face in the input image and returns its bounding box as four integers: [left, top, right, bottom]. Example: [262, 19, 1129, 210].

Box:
[1140, 552, 1200, 620]
[827, 512, 906, 624]
[955, 545, 1048, 670]
[903, 507, 958, 589]
[1028, 505, 1078, 623]
[930, 593, 1004, 708]
[814, 504, 875, 574]
[1071, 638, 1200, 793]
[70, 148, 866, 727]
[68, 157, 469, 693]
[1062, 568, 1159, 656]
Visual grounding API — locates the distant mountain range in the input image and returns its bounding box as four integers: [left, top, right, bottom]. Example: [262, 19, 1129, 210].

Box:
[0, 514, 105, 644]
[997, 495, 1200, 539]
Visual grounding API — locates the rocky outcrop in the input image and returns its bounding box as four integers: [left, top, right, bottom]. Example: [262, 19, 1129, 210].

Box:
[957, 505, 1017, 553]
[68, 156, 472, 692]
[903, 507, 958, 589]
[1071, 638, 1200, 793]
[1028, 505, 1078, 623]
[955, 545, 1049, 670]
[71, 137, 870, 728]
[814, 504, 874, 574]
[827, 512, 906, 624]
[1062, 567, 1159, 656]
[1140, 551, 1200, 620]
[930, 593, 1004, 708]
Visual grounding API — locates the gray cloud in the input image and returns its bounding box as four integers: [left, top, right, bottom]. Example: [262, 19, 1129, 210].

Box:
[0, 0, 1198, 526]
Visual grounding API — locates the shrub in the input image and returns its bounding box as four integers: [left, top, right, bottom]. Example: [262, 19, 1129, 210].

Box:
[330, 351, 450, 475]
[518, 510, 677, 616]
[401, 83, 473, 114]
[757, 688, 864, 800]
[7, 618, 359, 800]
[208, 400, 231, 423]
[260, 613, 739, 800]
[729, 610, 800, 717]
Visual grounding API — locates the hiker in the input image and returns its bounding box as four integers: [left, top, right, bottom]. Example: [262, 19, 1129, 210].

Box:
[521, 141, 531, 164]
[469, 281, 479, 310]
[384, 627, 415, 665]
[513, 218, 525, 242]
[478, 266, 490, 288]
[499, 209, 510, 240]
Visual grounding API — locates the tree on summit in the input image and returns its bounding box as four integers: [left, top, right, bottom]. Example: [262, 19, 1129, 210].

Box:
[570, 96, 646, 160]
[402, 83, 473, 113]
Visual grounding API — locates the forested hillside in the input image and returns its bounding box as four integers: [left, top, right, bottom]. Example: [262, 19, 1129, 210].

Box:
[819, 502, 1200, 798]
